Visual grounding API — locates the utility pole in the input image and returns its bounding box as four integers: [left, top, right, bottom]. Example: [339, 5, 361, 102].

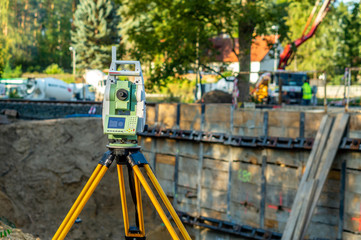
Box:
[272, 25, 279, 71]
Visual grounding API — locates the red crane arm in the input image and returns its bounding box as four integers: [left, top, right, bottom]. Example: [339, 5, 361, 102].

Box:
[278, 0, 332, 70]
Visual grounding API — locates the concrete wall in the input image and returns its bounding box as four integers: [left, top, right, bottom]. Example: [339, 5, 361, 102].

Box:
[141, 103, 361, 239]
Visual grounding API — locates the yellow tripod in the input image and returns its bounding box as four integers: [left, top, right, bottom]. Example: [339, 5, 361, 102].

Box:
[52, 147, 191, 240]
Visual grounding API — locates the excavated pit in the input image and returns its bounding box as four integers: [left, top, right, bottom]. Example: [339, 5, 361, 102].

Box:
[0, 118, 187, 239]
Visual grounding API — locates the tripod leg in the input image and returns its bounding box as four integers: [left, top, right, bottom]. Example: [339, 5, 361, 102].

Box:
[53, 164, 102, 239]
[117, 163, 146, 238]
[134, 169, 145, 234]
[144, 164, 192, 240]
[132, 165, 180, 240]
[53, 152, 115, 240]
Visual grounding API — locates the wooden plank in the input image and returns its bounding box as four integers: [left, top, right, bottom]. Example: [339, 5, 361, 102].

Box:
[179, 104, 202, 131]
[200, 207, 228, 221]
[145, 104, 156, 127]
[265, 148, 306, 167]
[158, 103, 178, 129]
[154, 138, 177, 155]
[282, 113, 329, 240]
[155, 162, 175, 181]
[229, 200, 260, 228]
[200, 188, 228, 212]
[281, 180, 314, 240]
[201, 168, 229, 191]
[233, 109, 264, 128]
[231, 147, 263, 165]
[343, 231, 361, 240]
[260, 156, 267, 229]
[304, 112, 325, 138]
[302, 114, 350, 238]
[338, 159, 347, 240]
[155, 153, 176, 166]
[268, 111, 300, 128]
[203, 143, 231, 161]
[204, 104, 231, 132]
[293, 179, 318, 240]
[178, 141, 199, 159]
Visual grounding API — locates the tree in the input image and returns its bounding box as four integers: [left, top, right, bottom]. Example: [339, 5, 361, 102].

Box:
[72, 0, 121, 70]
[120, 0, 289, 100]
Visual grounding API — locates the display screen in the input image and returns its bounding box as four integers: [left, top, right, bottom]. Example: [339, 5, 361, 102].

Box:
[108, 117, 126, 129]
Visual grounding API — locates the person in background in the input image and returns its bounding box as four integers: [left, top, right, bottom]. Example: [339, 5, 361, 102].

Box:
[301, 79, 312, 105]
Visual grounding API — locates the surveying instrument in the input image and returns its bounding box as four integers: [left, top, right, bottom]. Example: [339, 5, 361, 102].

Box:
[52, 47, 191, 240]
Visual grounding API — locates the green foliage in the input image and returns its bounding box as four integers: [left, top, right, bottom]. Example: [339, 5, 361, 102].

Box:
[72, 0, 121, 70]
[120, 0, 289, 88]
[44, 64, 65, 74]
[284, 1, 361, 80]
[2, 63, 22, 78]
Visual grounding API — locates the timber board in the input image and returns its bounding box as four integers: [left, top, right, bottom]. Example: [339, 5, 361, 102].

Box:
[343, 232, 361, 240]
[231, 161, 263, 185]
[203, 143, 231, 161]
[231, 147, 263, 164]
[158, 103, 178, 129]
[204, 104, 231, 133]
[178, 141, 199, 159]
[268, 111, 300, 128]
[176, 185, 197, 204]
[232, 126, 264, 137]
[265, 148, 306, 168]
[179, 104, 202, 131]
[145, 105, 156, 127]
[158, 179, 174, 197]
[200, 188, 228, 212]
[155, 162, 174, 181]
[153, 138, 176, 155]
[229, 201, 260, 228]
[201, 168, 229, 191]
[199, 207, 228, 222]
[266, 164, 301, 188]
[233, 110, 264, 128]
[140, 137, 153, 151]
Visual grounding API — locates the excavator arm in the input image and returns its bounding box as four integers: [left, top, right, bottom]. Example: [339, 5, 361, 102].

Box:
[278, 0, 333, 70]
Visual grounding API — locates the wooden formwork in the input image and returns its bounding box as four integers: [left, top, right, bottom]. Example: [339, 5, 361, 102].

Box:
[139, 103, 361, 239]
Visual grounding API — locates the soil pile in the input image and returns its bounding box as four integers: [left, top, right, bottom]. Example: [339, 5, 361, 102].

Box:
[0, 118, 167, 239]
[0, 220, 39, 240]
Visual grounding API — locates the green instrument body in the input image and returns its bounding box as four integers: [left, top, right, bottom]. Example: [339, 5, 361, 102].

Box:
[104, 80, 139, 147]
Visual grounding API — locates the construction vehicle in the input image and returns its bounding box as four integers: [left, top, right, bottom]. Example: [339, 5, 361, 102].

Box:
[0, 77, 95, 101]
[252, 0, 332, 104]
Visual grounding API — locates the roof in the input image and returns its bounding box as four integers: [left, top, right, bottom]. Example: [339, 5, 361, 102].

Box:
[210, 35, 278, 63]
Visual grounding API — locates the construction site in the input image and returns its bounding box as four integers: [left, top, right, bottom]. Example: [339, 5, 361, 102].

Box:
[0, 101, 361, 240]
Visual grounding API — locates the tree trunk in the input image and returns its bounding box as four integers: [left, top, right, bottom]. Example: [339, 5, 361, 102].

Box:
[236, 20, 254, 105]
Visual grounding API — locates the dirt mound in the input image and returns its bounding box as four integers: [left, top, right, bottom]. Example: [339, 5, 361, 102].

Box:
[0, 118, 168, 239]
[0, 220, 39, 240]
[197, 90, 232, 103]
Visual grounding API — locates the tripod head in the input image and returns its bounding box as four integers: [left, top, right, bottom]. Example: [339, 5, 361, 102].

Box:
[102, 47, 146, 147]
